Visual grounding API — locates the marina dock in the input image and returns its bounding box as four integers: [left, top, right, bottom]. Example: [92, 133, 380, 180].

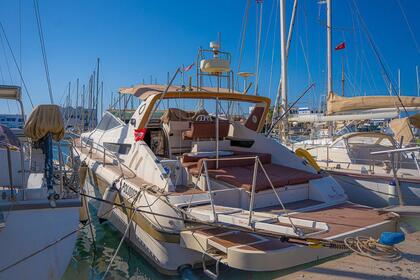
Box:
[281, 232, 420, 280]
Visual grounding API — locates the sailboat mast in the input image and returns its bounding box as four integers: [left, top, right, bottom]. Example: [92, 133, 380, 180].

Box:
[327, 0, 333, 95]
[279, 0, 288, 142]
[416, 65, 419, 97]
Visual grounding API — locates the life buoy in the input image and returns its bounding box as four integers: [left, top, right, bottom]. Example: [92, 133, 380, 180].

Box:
[295, 148, 321, 172]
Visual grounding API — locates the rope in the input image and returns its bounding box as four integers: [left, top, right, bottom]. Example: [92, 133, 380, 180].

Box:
[101, 190, 142, 280]
[344, 236, 401, 261]
[351, 0, 409, 116]
[396, 0, 420, 54]
[33, 0, 54, 104]
[267, 0, 279, 101]
[254, 0, 263, 96]
[0, 21, 34, 108]
[236, 0, 251, 75]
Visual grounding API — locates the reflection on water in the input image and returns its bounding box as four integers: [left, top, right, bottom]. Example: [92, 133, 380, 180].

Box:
[63, 205, 180, 280]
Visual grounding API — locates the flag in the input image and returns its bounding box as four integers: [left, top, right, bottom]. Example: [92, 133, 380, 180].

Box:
[134, 128, 147, 142]
[335, 42, 346, 51]
[183, 62, 194, 72]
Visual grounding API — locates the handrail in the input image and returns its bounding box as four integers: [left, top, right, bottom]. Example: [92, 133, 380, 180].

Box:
[78, 137, 135, 179]
[370, 146, 420, 155]
[198, 155, 300, 235]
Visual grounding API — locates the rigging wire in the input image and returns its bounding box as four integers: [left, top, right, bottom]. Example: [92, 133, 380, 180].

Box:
[0, 30, 14, 83]
[235, 0, 251, 90]
[254, 0, 263, 96]
[257, 0, 277, 85]
[268, 0, 279, 100]
[34, 0, 54, 104]
[0, 21, 34, 108]
[351, 0, 409, 115]
[395, 0, 420, 54]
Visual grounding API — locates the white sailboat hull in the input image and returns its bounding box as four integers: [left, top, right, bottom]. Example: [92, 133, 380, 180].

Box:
[0, 206, 79, 280]
[330, 171, 420, 208]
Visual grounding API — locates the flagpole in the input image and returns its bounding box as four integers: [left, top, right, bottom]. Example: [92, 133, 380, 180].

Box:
[341, 53, 345, 96]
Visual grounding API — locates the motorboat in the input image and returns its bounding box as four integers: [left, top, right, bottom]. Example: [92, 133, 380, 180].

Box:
[0, 86, 81, 280]
[73, 44, 399, 277]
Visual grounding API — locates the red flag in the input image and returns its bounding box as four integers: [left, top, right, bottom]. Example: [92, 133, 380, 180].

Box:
[183, 62, 194, 72]
[335, 42, 346, 51]
[134, 128, 147, 142]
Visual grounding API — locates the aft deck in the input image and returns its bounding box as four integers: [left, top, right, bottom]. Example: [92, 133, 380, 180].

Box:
[181, 202, 398, 272]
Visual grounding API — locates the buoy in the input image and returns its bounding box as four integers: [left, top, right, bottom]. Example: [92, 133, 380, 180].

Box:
[97, 184, 119, 223]
[295, 148, 321, 172]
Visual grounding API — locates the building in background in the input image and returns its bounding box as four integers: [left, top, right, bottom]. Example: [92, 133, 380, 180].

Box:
[0, 114, 25, 129]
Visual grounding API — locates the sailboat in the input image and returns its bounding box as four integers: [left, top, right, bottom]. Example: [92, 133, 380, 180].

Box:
[276, 0, 420, 209]
[0, 85, 81, 279]
[73, 41, 399, 277]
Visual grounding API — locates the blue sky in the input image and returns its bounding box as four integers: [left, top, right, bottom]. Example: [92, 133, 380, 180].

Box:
[0, 0, 419, 114]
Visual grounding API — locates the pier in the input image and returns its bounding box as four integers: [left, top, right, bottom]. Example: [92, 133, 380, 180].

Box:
[281, 232, 420, 280]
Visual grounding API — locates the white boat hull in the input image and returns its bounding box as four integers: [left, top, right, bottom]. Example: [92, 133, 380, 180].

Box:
[84, 180, 203, 274]
[330, 171, 420, 208]
[0, 206, 79, 280]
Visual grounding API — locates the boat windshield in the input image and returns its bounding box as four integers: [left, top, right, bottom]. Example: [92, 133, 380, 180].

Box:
[143, 96, 267, 158]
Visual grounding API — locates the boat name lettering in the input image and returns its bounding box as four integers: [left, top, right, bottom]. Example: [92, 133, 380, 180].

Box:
[122, 182, 137, 197]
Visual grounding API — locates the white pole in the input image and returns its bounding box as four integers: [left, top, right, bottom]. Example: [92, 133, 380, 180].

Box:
[327, 0, 333, 95]
[398, 68, 401, 96]
[271, 0, 298, 129]
[280, 0, 288, 142]
[416, 65, 419, 97]
[326, 0, 333, 137]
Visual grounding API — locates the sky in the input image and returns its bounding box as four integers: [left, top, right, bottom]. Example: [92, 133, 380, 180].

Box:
[0, 0, 419, 115]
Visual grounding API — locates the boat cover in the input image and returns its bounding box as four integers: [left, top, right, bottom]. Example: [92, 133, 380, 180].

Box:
[0, 124, 20, 148]
[327, 92, 420, 115]
[389, 113, 420, 145]
[24, 104, 65, 141]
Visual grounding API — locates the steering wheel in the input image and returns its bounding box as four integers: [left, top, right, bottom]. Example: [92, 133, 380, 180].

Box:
[195, 114, 211, 122]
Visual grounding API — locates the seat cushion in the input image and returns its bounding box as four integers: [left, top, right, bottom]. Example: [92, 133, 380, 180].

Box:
[214, 166, 289, 192]
[182, 120, 230, 140]
[201, 164, 323, 192]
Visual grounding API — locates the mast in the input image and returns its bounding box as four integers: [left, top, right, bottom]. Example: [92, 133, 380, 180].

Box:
[327, 0, 333, 95]
[398, 68, 401, 96]
[279, 0, 288, 142]
[416, 65, 419, 97]
[76, 78, 79, 131]
[271, 0, 297, 129]
[96, 58, 100, 120]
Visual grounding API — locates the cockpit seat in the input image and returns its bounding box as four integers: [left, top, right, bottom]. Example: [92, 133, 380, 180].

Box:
[182, 120, 230, 140]
[181, 150, 322, 192]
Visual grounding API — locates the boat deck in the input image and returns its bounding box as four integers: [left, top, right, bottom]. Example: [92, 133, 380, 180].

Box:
[181, 202, 398, 271]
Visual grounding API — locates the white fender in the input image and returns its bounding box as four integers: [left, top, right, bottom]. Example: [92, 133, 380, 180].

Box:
[97, 184, 118, 221]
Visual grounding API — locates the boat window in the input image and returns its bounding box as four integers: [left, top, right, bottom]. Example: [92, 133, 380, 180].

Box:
[347, 135, 394, 147]
[103, 142, 132, 155]
[331, 139, 345, 148]
[96, 112, 123, 131]
[377, 137, 394, 147]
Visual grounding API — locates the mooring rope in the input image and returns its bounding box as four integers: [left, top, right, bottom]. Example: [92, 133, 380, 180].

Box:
[344, 236, 401, 261]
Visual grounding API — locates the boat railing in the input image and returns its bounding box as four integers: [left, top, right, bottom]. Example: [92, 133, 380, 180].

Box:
[198, 156, 300, 234]
[53, 139, 81, 199]
[78, 137, 133, 179]
[308, 145, 419, 175]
